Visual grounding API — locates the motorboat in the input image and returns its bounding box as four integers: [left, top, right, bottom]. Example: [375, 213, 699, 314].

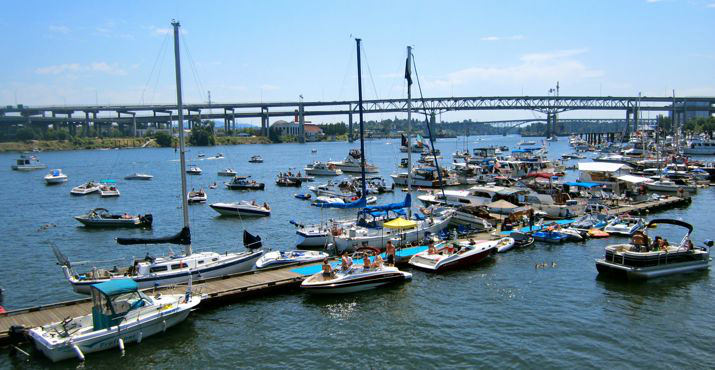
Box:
[210, 201, 271, 217]
[99, 180, 120, 197]
[301, 261, 412, 294]
[596, 219, 710, 280]
[276, 176, 302, 187]
[55, 21, 264, 296]
[571, 213, 612, 231]
[74, 208, 152, 228]
[588, 229, 610, 238]
[646, 179, 697, 193]
[44, 169, 68, 184]
[391, 167, 460, 188]
[249, 155, 263, 163]
[558, 227, 585, 242]
[218, 168, 237, 177]
[124, 173, 153, 180]
[304, 161, 343, 176]
[510, 231, 535, 248]
[496, 237, 516, 253]
[187, 189, 207, 204]
[328, 149, 379, 173]
[71, 181, 101, 195]
[683, 138, 715, 155]
[408, 239, 498, 272]
[225, 176, 265, 190]
[518, 140, 537, 146]
[11, 154, 47, 171]
[532, 230, 569, 244]
[312, 195, 377, 207]
[450, 206, 494, 231]
[28, 279, 200, 362]
[603, 216, 645, 236]
[292, 218, 354, 248]
[294, 193, 312, 200]
[186, 165, 202, 175]
[255, 250, 329, 269]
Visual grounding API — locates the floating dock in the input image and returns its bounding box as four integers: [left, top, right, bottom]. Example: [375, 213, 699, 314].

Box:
[605, 195, 691, 216]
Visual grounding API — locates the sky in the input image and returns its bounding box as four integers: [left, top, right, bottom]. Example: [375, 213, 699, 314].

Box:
[1, 0, 714, 125]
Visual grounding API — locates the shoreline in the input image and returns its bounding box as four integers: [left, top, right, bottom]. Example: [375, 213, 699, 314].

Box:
[0, 136, 274, 153]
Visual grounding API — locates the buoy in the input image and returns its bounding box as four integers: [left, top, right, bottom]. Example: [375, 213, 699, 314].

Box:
[137, 331, 143, 343]
[72, 344, 85, 361]
[118, 338, 125, 353]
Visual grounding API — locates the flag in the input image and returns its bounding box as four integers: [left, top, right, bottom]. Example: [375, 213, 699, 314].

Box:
[401, 133, 408, 147]
[404, 57, 412, 86]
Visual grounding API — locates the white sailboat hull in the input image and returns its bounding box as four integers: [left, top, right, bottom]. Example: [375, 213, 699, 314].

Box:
[333, 214, 452, 252]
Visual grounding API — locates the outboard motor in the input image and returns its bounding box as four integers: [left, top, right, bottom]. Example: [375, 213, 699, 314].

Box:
[140, 214, 153, 227]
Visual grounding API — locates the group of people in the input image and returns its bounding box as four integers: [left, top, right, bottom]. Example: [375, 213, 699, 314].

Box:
[321, 240, 398, 277]
[631, 231, 675, 252]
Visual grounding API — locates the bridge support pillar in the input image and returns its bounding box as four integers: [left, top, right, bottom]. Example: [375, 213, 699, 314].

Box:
[348, 104, 354, 142]
[633, 107, 639, 132]
[132, 114, 137, 137]
[624, 109, 631, 141]
[299, 101, 305, 143]
[261, 107, 269, 137]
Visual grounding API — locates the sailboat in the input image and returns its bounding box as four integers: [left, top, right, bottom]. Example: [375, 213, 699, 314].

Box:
[332, 45, 452, 253]
[54, 20, 263, 294]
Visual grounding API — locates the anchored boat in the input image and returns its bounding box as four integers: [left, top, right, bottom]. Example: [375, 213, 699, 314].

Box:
[44, 169, 68, 185]
[74, 208, 152, 228]
[409, 239, 499, 272]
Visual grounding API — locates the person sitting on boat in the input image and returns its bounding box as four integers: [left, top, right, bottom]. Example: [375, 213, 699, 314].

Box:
[428, 240, 438, 254]
[252, 200, 257, 206]
[660, 239, 670, 251]
[362, 253, 372, 270]
[263, 202, 270, 210]
[372, 254, 384, 269]
[631, 231, 648, 252]
[650, 236, 662, 252]
[385, 240, 396, 266]
[122, 213, 132, 219]
[321, 258, 334, 277]
[340, 253, 352, 271]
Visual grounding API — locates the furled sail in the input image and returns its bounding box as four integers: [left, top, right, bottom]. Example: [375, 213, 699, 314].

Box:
[117, 227, 191, 245]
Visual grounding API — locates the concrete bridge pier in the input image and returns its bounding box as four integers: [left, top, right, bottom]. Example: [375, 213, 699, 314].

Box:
[298, 101, 305, 143]
[261, 107, 269, 136]
[624, 109, 632, 141]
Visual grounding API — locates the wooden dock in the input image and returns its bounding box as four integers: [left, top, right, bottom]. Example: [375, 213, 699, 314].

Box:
[0, 264, 310, 345]
[606, 195, 691, 216]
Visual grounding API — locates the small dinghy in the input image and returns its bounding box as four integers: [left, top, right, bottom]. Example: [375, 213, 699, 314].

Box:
[44, 169, 68, 185]
[124, 173, 153, 180]
[187, 189, 207, 204]
[209, 201, 271, 217]
[28, 279, 200, 362]
[255, 250, 329, 269]
[496, 237, 516, 253]
[74, 208, 152, 228]
[71, 181, 100, 195]
[409, 239, 499, 272]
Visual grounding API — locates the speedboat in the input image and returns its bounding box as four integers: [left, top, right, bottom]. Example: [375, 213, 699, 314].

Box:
[225, 176, 265, 190]
[408, 239, 499, 272]
[328, 149, 379, 173]
[44, 169, 68, 184]
[304, 161, 343, 176]
[249, 155, 263, 163]
[187, 189, 207, 203]
[186, 165, 202, 175]
[28, 279, 200, 362]
[124, 173, 153, 180]
[255, 250, 329, 269]
[646, 179, 697, 194]
[596, 219, 711, 280]
[276, 177, 302, 187]
[210, 201, 271, 217]
[11, 154, 47, 171]
[510, 231, 535, 248]
[571, 213, 612, 231]
[301, 263, 412, 294]
[71, 181, 100, 195]
[74, 208, 152, 228]
[603, 216, 645, 236]
[218, 168, 237, 176]
[496, 237, 516, 253]
[99, 181, 120, 197]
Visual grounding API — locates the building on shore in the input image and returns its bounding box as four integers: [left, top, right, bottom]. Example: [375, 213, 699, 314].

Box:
[271, 119, 324, 142]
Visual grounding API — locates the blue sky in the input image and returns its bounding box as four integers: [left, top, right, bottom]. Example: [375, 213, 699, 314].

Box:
[1, 0, 714, 124]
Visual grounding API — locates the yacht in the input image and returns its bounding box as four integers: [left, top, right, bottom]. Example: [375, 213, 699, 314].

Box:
[596, 219, 710, 280]
[124, 173, 153, 180]
[99, 180, 120, 197]
[74, 208, 152, 228]
[418, 185, 519, 207]
[44, 169, 68, 185]
[11, 154, 47, 171]
[301, 260, 412, 294]
[328, 149, 379, 173]
[71, 181, 101, 195]
[54, 21, 264, 294]
[304, 161, 343, 176]
[249, 155, 263, 163]
[408, 239, 499, 272]
[210, 201, 271, 217]
[28, 279, 200, 362]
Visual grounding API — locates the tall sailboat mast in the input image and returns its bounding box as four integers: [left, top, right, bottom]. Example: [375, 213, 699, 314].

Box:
[405, 46, 413, 217]
[172, 20, 192, 256]
[355, 38, 367, 199]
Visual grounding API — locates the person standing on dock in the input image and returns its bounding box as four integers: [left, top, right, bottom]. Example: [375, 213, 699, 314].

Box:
[528, 209, 535, 232]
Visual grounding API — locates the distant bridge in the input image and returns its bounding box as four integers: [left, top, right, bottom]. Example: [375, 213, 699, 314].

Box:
[1, 95, 712, 139]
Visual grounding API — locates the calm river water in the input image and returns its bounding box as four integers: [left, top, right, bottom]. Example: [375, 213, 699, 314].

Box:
[0, 136, 713, 369]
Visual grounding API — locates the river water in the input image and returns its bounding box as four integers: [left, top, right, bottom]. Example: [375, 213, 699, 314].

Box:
[1, 136, 713, 368]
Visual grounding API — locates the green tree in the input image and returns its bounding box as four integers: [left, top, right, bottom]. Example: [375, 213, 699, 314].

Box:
[16, 127, 35, 141]
[155, 131, 173, 147]
[189, 120, 216, 146]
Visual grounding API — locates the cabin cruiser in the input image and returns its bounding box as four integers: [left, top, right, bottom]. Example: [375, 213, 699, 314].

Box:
[646, 179, 697, 193]
[293, 218, 354, 248]
[28, 279, 200, 362]
[210, 201, 271, 217]
[249, 155, 263, 163]
[418, 185, 523, 207]
[408, 239, 499, 272]
[683, 138, 715, 155]
[99, 180, 120, 197]
[44, 169, 68, 184]
[596, 219, 710, 280]
[603, 216, 645, 236]
[187, 189, 207, 203]
[186, 165, 202, 175]
[450, 206, 495, 231]
[255, 250, 329, 269]
[328, 149, 379, 173]
[11, 154, 47, 171]
[74, 208, 152, 228]
[391, 167, 459, 188]
[523, 192, 584, 219]
[124, 173, 153, 180]
[71, 181, 101, 195]
[225, 176, 265, 190]
[218, 168, 237, 177]
[304, 161, 343, 176]
[301, 255, 412, 294]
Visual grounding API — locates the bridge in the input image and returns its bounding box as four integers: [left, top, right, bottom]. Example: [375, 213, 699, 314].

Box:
[1, 95, 712, 139]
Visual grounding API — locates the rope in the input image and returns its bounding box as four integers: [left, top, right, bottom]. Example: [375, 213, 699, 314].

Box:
[140, 32, 170, 105]
[181, 32, 207, 104]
